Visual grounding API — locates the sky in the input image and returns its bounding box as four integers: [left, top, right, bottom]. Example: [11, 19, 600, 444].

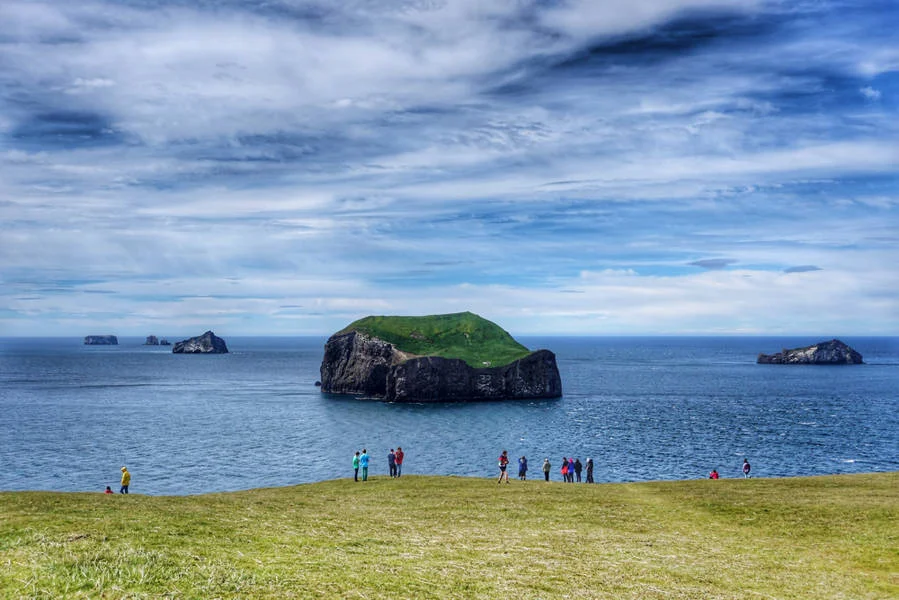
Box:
[1, 0, 897, 337]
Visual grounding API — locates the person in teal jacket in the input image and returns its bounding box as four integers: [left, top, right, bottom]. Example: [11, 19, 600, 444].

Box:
[353, 451, 360, 482]
[360, 449, 370, 481]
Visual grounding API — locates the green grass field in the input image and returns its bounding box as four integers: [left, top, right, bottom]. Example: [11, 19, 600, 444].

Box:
[338, 312, 533, 367]
[2, 472, 896, 599]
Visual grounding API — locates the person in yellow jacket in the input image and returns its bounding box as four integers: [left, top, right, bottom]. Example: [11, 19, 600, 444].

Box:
[120, 466, 131, 494]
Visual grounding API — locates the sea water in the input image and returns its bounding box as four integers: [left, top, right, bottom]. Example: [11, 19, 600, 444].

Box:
[1, 336, 897, 495]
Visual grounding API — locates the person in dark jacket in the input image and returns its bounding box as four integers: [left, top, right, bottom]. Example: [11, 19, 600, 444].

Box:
[573, 458, 583, 482]
[388, 449, 397, 478]
[585, 458, 594, 483]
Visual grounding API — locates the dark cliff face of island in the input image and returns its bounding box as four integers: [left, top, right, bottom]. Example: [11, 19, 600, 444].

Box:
[319, 315, 562, 402]
[84, 335, 118, 345]
[757, 339, 863, 364]
[145, 335, 159, 345]
[172, 331, 229, 354]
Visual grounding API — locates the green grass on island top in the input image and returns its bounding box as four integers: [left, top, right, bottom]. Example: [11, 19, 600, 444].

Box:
[2, 473, 897, 599]
[338, 311, 532, 368]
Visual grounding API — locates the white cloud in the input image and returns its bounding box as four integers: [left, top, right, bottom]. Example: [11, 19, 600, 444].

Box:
[859, 86, 882, 100]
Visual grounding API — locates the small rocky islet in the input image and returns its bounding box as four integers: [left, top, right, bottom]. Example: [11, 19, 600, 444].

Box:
[757, 339, 863, 364]
[83, 335, 118, 345]
[319, 311, 562, 402]
[172, 331, 229, 354]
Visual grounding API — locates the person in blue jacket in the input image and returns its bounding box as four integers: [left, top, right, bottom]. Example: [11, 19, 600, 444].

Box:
[360, 449, 370, 481]
[518, 456, 528, 480]
[388, 449, 397, 478]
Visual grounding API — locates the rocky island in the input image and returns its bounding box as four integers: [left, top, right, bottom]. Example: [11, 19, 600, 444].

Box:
[319, 312, 562, 402]
[84, 335, 118, 345]
[172, 331, 229, 354]
[757, 339, 863, 364]
[145, 335, 159, 345]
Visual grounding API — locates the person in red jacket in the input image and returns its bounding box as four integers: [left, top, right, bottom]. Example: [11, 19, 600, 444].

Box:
[395, 447, 405, 477]
[497, 450, 510, 483]
[709, 469, 719, 479]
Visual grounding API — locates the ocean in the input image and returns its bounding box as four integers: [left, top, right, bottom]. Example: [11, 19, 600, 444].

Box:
[1, 336, 897, 495]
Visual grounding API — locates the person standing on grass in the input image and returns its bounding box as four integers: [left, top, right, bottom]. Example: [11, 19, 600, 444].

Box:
[497, 450, 510, 483]
[574, 458, 583, 483]
[120, 466, 130, 494]
[353, 451, 360, 482]
[585, 458, 594, 483]
[395, 447, 404, 477]
[542, 458, 551, 482]
[560, 457, 569, 482]
[360, 449, 370, 481]
[388, 449, 397, 478]
[518, 456, 528, 481]
[568, 457, 575, 483]
[742, 458, 751, 478]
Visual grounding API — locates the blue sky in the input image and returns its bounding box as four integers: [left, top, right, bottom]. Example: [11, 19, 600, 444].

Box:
[1, 0, 897, 337]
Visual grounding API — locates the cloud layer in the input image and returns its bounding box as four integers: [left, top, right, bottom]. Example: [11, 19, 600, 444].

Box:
[1, 0, 897, 335]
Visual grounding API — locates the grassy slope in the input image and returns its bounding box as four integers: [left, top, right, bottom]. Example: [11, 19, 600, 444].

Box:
[338, 311, 532, 367]
[1, 473, 897, 599]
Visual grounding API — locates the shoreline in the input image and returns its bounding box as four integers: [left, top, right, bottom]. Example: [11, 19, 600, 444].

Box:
[2, 469, 898, 498]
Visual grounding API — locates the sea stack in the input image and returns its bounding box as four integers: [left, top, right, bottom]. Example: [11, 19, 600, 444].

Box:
[757, 339, 863, 364]
[319, 312, 562, 402]
[172, 331, 229, 354]
[84, 335, 118, 345]
[145, 335, 159, 345]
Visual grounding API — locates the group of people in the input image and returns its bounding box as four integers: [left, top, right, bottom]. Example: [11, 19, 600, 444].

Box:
[709, 459, 752, 480]
[352, 447, 405, 481]
[103, 466, 130, 494]
[109, 455, 754, 494]
[497, 451, 596, 483]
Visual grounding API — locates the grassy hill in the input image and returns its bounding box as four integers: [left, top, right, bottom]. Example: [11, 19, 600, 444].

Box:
[338, 311, 532, 367]
[2, 473, 897, 599]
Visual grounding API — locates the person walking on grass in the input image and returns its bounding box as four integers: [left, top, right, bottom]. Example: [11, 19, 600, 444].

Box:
[120, 466, 130, 494]
[574, 458, 583, 483]
[388, 449, 397, 478]
[518, 456, 528, 481]
[395, 447, 405, 477]
[742, 458, 751, 478]
[360, 449, 370, 481]
[585, 457, 594, 483]
[497, 450, 510, 483]
[353, 451, 360, 482]
[560, 457, 569, 482]
[542, 458, 551, 482]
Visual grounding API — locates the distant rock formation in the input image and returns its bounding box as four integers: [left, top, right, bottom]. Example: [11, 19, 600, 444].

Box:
[160, 339, 171, 346]
[757, 339, 863, 364]
[84, 335, 118, 345]
[172, 331, 229, 354]
[320, 329, 562, 402]
[144, 335, 159, 345]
